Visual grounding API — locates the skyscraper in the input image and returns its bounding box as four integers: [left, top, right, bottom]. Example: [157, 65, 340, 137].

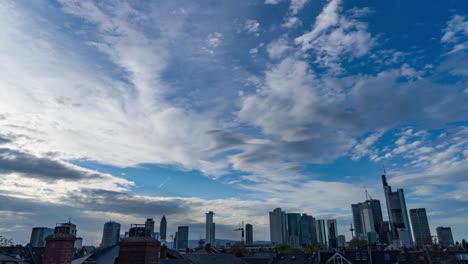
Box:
[351, 203, 364, 239]
[269, 208, 288, 244]
[145, 218, 155, 238]
[299, 214, 316, 245]
[245, 224, 253, 245]
[205, 211, 215, 245]
[30, 227, 54, 247]
[100, 221, 121, 248]
[410, 208, 431, 245]
[327, 219, 338, 248]
[436, 226, 454, 247]
[316, 219, 327, 245]
[177, 226, 189, 250]
[287, 213, 301, 247]
[382, 174, 413, 246]
[160, 216, 167, 242]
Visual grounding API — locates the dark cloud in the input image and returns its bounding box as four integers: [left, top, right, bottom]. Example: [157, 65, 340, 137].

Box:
[0, 148, 104, 181]
[0, 136, 12, 145]
[207, 130, 244, 150]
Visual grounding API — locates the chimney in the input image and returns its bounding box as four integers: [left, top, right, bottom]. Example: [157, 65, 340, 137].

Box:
[42, 222, 77, 264]
[118, 224, 160, 264]
[160, 245, 167, 259]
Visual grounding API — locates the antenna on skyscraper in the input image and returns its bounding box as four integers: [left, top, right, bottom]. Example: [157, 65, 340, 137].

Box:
[382, 165, 386, 175]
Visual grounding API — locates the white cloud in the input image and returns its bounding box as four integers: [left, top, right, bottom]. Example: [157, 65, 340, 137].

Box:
[441, 15, 468, 54]
[207, 32, 223, 48]
[244, 19, 260, 34]
[282, 16, 302, 28]
[267, 37, 291, 59]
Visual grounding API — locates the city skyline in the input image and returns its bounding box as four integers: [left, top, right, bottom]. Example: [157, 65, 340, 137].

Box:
[0, 0, 467, 245]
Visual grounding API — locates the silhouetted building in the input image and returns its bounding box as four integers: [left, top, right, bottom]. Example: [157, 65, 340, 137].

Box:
[160, 216, 167, 242]
[42, 222, 77, 264]
[269, 208, 288, 244]
[410, 208, 431, 245]
[287, 213, 301, 247]
[316, 219, 327, 245]
[145, 218, 155, 239]
[352, 199, 383, 243]
[327, 219, 338, 248]
[177, 226, 189, 250]
[299, 214, 317, 245]
[351, 203, 364, 239]
[30, 227, 54, 247]
[337, 235, 346, 249]
[382, 174, 413, 246]
[101, 221, 121, 248]
[205, 211, 215, 245]
[118, 224, 160, 264]
[378, 221, 392, 245]
[436, 226, 454, 247]
[245, 224, 253, 245]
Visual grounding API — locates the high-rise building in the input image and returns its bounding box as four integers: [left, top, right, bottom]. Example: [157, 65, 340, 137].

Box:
[327, 219, 338, 248]
[30, 227, 54, 247]
[160, 216, 167, 242]
[316, 219, 327, 245]
[436, 226, 454, 247]
[100, 221, 121, 248]
[245, 224, 253, 245]
[382, 174, 413, 246]
[299, 214, 316, 245]
[177, 226, 189, 250]
[145, 218, 155, 239]
[337, 235, 346, 249]
[287, 213, 301, 247]
[353, 197, 385, 243]
[205, 211, 215, 245]
[410, 208, 431, 245]
[269, 208, 288, 244]
[351, 204, 364, 239]
[378, 221, 392, 245]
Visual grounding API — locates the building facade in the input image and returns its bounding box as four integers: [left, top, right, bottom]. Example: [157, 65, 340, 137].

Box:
[436, 226, 454, 247]
[316, 219, 327, 246]
[160, 216, 167, 242]
[269, 208, 288, 244]
[327, 219, 338, 248]
[101, 221, 121, 248]
[287, 213, 301, 247]
[145, 218, 155, 239]
[245, 224, 253, 245]
[382, 174, 413, 246]
[177, 226, 189, 250]
[299, 214, 317, 245]
[205, 211, 215, 245]
[410, 208, 431, 245]
[30, 227, 54, 247]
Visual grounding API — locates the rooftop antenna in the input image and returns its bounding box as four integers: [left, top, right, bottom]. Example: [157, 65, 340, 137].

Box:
[383, 165, 386, 175]
[350, 223, 355, 239]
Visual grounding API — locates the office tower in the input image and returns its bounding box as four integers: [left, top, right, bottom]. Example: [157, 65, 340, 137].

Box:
[351, 203, 364, 239]
[30, 227, 54, 247]
[299, 214, 316, 245]
[378, 221, 392, 245]
[436, 227, 454, 247]
[269, 208, 288, 244]
[145, 218, 155, 238]
[160, 216, 167, 242]
[409, 208, 432, 245]
[316, 219, 327, 245]
[101, 221, 121, 248]
[245, 224, 253, 245]
[382, 174, 413, 246]
[337, 235, 346, 249]
[205, 211, 215, 245]
[327, 219, 338, 248]
[287, 213, 301, 247]
[177, 226, 189, 250]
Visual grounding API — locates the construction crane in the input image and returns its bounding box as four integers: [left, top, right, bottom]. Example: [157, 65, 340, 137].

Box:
[233, 221, 244, 245]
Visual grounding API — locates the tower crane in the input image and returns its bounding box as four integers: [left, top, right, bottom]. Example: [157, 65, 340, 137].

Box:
[233, 221, 244, 245]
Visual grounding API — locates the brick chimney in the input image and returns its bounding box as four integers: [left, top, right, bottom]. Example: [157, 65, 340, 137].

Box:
[118, 224, 160, 264]
[42, 234, 76, 264]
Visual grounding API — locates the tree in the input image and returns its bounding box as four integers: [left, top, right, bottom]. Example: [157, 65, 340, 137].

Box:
[228, 243, 248, 257]
[348, 238, 368, 249]
[0, 236, 13, 247]
[275, 243, 301, 254]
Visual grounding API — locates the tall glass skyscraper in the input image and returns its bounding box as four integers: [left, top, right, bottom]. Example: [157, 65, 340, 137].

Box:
[382, 174, 413, 246]
[269, 208, 288, 244]
[436, 226, 454, 247]
[327, 219, 338, 248]
[160, 216, 167, 242]
[30, 227, 54, 247]
[410, 208, 431, 245]
[100, 221, 121, 248]
[316, 219, 327, 245]
[177, 226, 189, 250]
[245, 224, 253, 245]
[205, 211, 215, 245]
[287, 213, 301, 247]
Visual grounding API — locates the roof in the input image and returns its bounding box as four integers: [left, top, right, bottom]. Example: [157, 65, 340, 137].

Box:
[183, 253, 245, 264]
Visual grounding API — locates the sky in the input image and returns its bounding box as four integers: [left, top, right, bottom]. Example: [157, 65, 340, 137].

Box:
[0, 0, 467, 245]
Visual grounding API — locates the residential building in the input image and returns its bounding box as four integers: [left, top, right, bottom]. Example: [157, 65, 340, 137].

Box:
[245, 224, 253, 245]
[30, 227, 54, 247]
[269, 208, 288, 244]
[382, 174, 413, 246]
[205, 211, 215, 245]
[410, 208, 431, 245]
[101, 221, 121, 248]
[327, 219, 338, 248]
[177, 226, 189, 250]
[160, 216, 167, 242]
[436, 226, 454, 247]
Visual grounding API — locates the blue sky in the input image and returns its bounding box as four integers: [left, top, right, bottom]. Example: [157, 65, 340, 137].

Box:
[0, 0, 467, 245]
